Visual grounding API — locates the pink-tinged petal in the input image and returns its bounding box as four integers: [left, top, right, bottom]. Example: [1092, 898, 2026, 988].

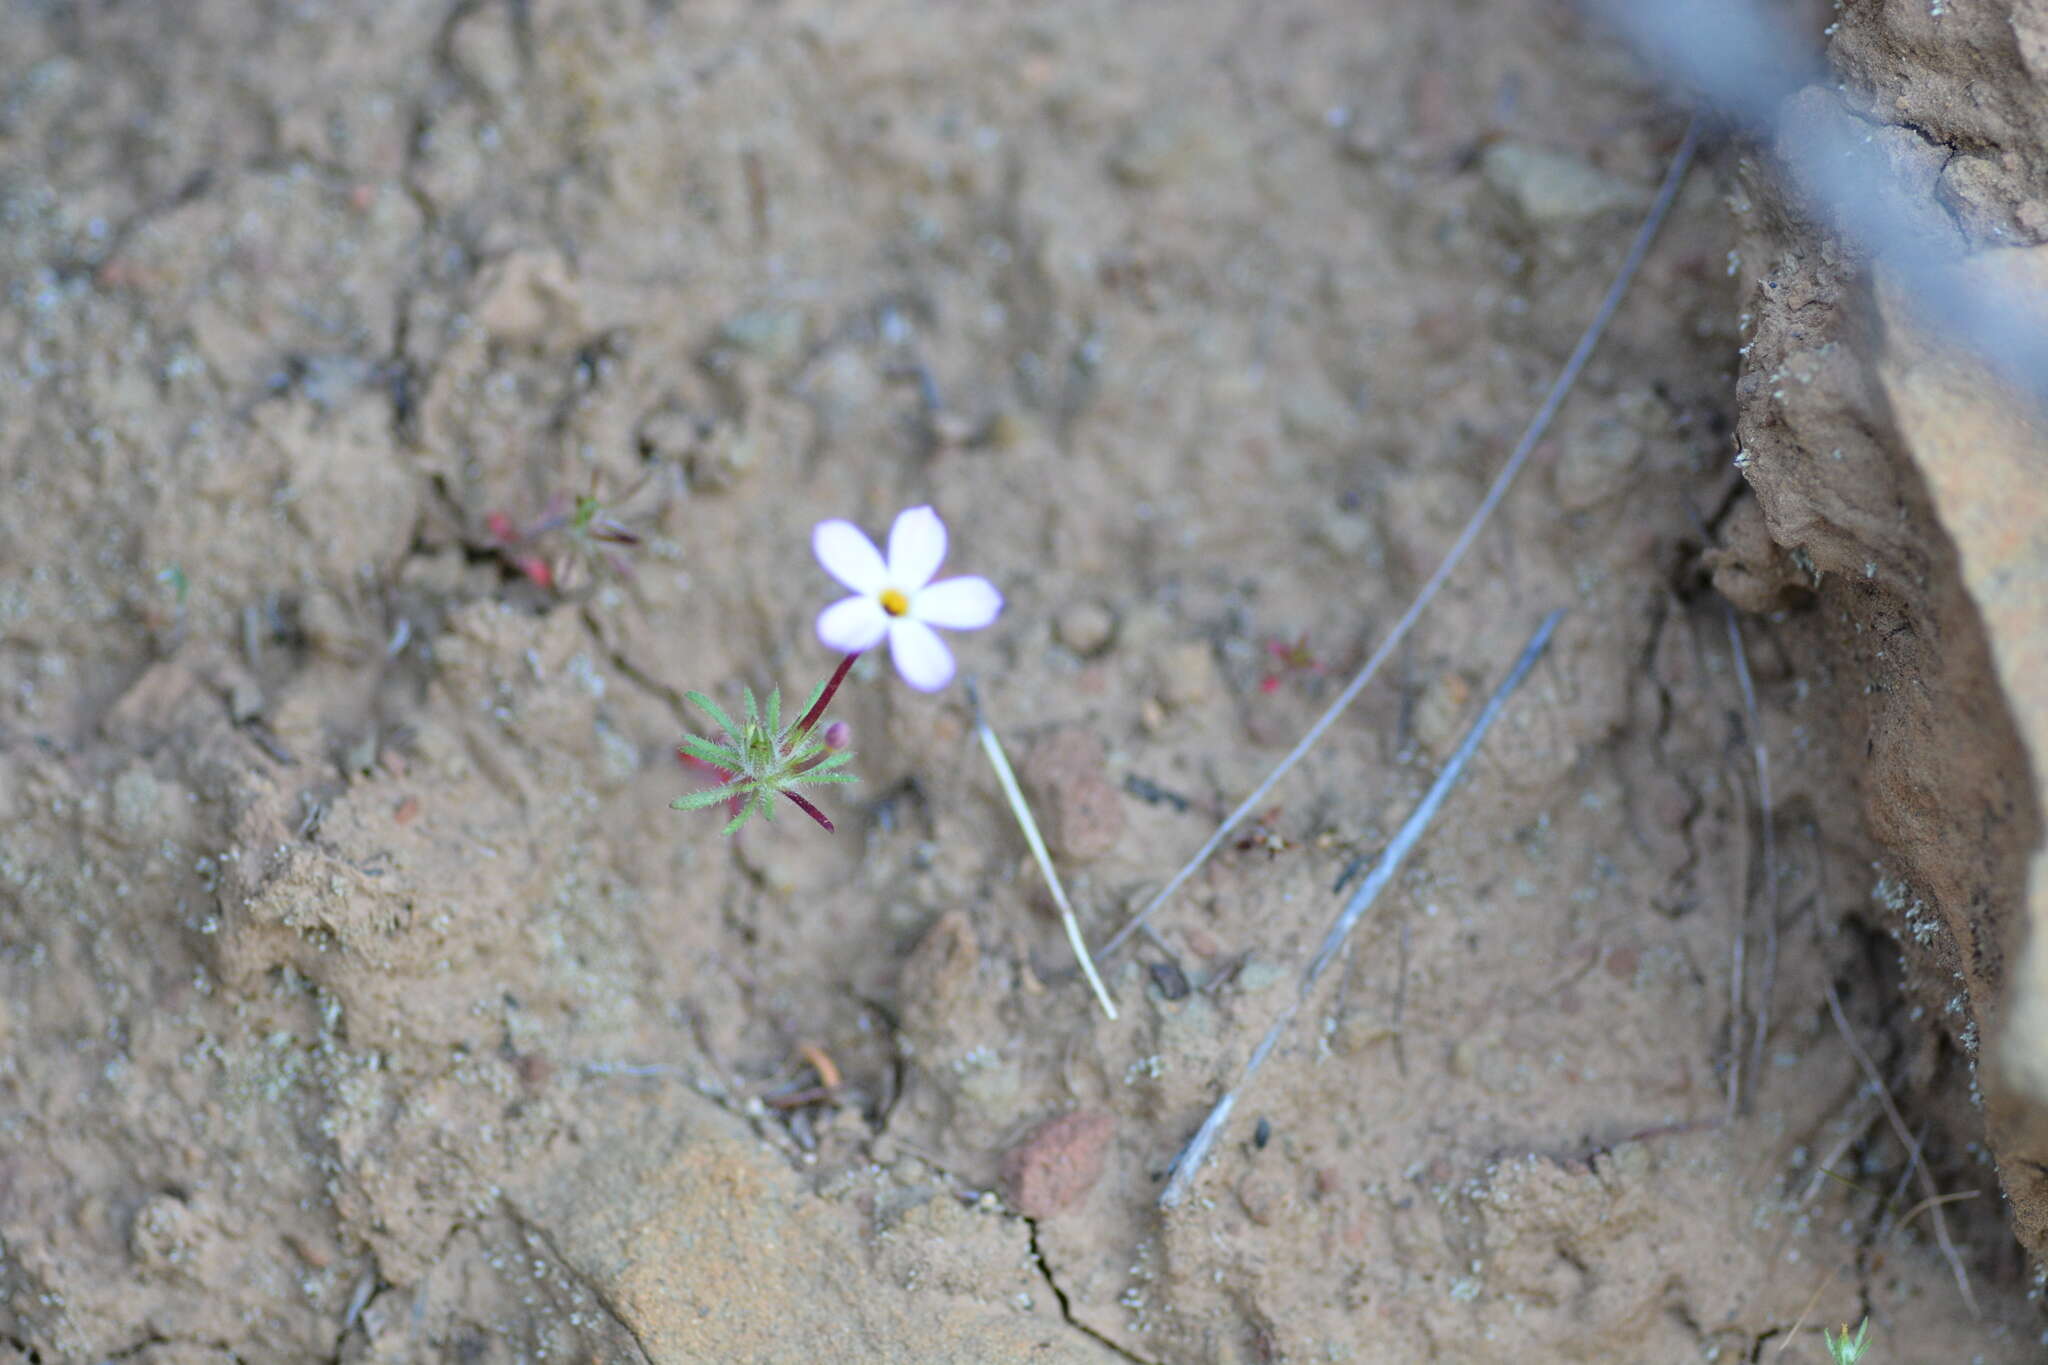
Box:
[813, 519, 888, 595]
[914, 576, 1003, 631]
[886, 504, 947, 589]
[887, 617, 956, 692]
[817, 595, 889, 653]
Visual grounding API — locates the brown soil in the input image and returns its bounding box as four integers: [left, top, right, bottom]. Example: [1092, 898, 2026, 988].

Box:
[1, 2, 2040, 1362]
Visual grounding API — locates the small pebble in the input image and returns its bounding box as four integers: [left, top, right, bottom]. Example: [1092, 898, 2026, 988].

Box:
[717, 307, 807, 367]
[1022, 728, 1125, 862]
[1481, 141, 1644, 229]
[1148, 960, 1190, 1001]
[1055, 600, 1117, 657]
[1315, 508, 1383, 564]
[1411, 670, 1472, 760]
[1002, 1111, 1115, 1219]
[1235, 1171, 1285, 1226]
[228, 678, 267, 724]
[1155, 642, 1216, 710]
[982, 410, 1028, 451]
[1236, 960, 1284, 994]
[1109, 110, 1220, 187]
[1552, 416, 1643, 511]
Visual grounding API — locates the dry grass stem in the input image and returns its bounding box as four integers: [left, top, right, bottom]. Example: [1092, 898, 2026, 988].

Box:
[1822, 978, 1979, 1316]
[1099, 116, 1702, 959]
[968, 691, 1119, 1021]
[1725, 605, 1780, 1116]
[1159, 610, 1561, 1208]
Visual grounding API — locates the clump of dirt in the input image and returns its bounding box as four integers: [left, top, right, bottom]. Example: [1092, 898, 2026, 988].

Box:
[1726, 0, 2048, 1273]
[1, 2, 2041, 1363]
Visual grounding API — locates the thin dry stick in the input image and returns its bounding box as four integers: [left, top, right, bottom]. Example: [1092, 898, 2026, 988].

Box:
[1896, 1189, 1982, 1234]
[1882, 1122, 1928, 1219]
[967, 686, 1119, 1021]
[1772, 1261, 1843, 1358]
[1821, 978, 1978, 1316]
[1727, 884, 1748, 1124]
[1799, 1095, 1880, 1205]
[1099, 116, 1702, 960]
[1391, 915, 1411, 1077]
[1159, 610, 1562, 1209]
[1727, 606, 1780, 1113]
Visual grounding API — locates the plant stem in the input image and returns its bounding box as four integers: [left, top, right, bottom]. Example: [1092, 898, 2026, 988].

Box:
[782, 789, 836, 832]
[675, 749, 744, 821]
[967, 694, 1118, 1022]
[793, 652, 860, 737]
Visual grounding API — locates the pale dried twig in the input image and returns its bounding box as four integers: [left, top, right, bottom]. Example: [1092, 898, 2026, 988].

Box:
[1726, 607, 1780, 1116]
[1159, 610, 1562, 1209]
[1773, 1261, 1843, 1358]
[967, 682, 1119, 1021]
[1099, 116, 1702, 960]
[1821, 978, 1979, 1316]
[1799, 1094, 1880, 1206]
[1896, 1188, 1982, 1235]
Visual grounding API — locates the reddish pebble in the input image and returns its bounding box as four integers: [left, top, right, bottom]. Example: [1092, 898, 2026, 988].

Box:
[1002, 1110, 1114, 1219]
[1022, 728, 1125, 863]
[393, 797, 420, 825]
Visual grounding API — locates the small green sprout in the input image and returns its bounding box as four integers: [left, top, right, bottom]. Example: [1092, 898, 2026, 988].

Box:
[1824, 1318, 1871, 1364]
[157, 564, 190, 604]
[670, 670, 857, 834]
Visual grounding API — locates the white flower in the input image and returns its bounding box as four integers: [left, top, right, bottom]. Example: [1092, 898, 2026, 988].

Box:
[812, 505, 1003, 691]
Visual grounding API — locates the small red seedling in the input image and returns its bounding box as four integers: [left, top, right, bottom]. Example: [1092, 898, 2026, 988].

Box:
[483, 472, 663, 593]
[1233, 806, 1294, 856]
[1259, 632, 1326, 694]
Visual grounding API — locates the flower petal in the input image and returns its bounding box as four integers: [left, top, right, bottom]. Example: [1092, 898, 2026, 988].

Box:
[914, 576, 1003, 631]
[813, 519, 888, 595]
[886, 505, 947, 590]
[887, 617, 956, 692]
[817, 595, 889, 653]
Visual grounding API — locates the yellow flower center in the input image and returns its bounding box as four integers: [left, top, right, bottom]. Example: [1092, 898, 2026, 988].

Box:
[879, 587, 910, 617]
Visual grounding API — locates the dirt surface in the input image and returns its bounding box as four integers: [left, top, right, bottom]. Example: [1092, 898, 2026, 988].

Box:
[1, 2, 2042, 1362]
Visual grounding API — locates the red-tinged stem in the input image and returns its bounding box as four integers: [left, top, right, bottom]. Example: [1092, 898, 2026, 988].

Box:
[675, 748, 744, 819]
[675, 749, 735, 783]
[792, 652, 860, 737]
[783, 789, 835, 833]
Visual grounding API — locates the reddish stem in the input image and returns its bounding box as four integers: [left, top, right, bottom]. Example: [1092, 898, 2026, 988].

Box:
[676, 749, 745, 817]
[675, 749, 735, 784]
[792, 652, 860, 737]
[782, 789, 835, 833]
